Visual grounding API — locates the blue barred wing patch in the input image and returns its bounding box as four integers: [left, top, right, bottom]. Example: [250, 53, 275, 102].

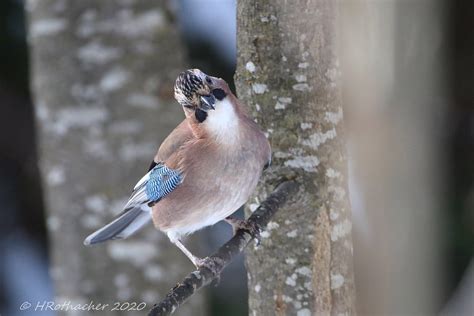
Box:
[145, 164, 182, 202]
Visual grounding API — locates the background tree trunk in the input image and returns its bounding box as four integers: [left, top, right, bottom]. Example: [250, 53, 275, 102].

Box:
[339, 1, 444, 314]
[26, 1, 206, 315]
[235, 1, 356, 315]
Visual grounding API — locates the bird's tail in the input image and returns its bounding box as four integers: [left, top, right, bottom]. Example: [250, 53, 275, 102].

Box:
[83, 206, 151, 246]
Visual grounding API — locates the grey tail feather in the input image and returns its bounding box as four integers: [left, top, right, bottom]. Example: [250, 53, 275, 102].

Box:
[83, 207, 151, 246]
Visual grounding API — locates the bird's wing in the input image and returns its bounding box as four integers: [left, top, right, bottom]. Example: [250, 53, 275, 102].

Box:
[154, 119, 194, 163]
[83, 163, 182, 245]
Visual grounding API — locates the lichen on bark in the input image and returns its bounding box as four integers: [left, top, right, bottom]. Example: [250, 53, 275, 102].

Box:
[235, 0, 356, 315]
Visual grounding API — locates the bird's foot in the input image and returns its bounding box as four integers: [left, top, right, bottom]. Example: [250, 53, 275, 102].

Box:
[225, 217, 261, 245]
[191, 257, 223, 286]
[193, 257, 209, 269]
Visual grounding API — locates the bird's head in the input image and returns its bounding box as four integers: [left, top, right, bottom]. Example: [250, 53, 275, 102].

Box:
[174, 69, 230, 122]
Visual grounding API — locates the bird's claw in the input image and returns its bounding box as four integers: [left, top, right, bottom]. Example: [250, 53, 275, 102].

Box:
[193, 257, 210, 269]
[195, 257, 221, 286]
[194, 256, 225, 280]
[225, 217, 262, 245]
[246, 221, 262, 246]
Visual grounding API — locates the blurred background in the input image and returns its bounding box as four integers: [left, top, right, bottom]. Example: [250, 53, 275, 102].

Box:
[0, 0, 472, 315]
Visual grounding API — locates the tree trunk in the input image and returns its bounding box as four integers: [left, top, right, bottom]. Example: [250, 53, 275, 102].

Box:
[26, 1, 206, 315]
[339, 1, 444, 314]
[235, 1, 356, 315]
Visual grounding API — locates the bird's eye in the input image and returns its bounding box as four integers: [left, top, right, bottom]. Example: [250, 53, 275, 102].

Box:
[205, 76, 212, 84]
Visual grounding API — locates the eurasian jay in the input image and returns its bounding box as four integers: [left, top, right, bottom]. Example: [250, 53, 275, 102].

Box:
[84, 69, 271, 267]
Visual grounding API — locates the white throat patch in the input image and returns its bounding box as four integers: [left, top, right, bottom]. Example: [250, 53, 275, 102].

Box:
[204, 97, 239, 143]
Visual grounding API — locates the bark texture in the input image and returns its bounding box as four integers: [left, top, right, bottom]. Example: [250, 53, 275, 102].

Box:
[26, 1, 205, 315]
[235, 1, 356, 315]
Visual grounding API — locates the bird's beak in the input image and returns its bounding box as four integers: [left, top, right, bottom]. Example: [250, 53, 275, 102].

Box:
[200, 94, 216, 111]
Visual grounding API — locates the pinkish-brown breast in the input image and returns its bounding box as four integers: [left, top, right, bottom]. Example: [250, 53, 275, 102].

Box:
[151, 118, 271, 237]
[154, 119, 194, 162]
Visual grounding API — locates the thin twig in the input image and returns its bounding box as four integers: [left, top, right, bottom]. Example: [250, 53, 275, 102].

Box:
[148, 180, 298, 316]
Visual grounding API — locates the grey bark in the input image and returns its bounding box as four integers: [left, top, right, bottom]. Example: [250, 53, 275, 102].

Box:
[26, 1, 206, 315]
[235, 1, 356, 315]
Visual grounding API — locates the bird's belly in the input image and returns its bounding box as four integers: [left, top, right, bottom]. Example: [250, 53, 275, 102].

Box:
[154, 146, 264, 240]
[162, 189, 247, 239]
[156, 165, 260, 240]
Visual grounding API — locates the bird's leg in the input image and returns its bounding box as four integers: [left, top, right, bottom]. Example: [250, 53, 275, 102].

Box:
[172, 239, 207, 269]
[224, 216, 261, 245]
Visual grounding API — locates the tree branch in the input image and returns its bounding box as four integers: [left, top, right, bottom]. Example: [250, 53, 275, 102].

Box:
[148, 180, 299, 316]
